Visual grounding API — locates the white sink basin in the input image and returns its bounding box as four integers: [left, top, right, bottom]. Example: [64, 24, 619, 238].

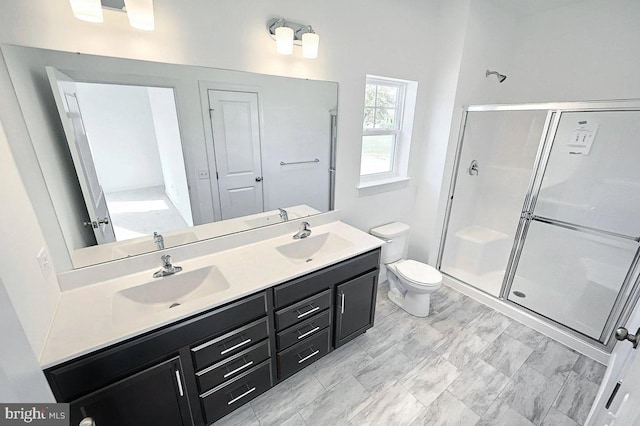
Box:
[276, 232, 354, 264]
[112, 232, 198, 257]
[112, 266, 230, 319]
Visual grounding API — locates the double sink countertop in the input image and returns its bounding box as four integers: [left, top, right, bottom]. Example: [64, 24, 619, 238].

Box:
[41, 220, 384, 368]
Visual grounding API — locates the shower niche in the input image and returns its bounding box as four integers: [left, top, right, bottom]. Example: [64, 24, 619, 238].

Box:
[437, 102, 640, 350]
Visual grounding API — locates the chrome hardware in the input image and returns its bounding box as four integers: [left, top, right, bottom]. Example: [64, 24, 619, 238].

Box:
[298, 349, 320, 364]
[153, 232, 164, 250]
[280, 158, 320, 166]
[297, 327, 320, 340]
[227, 387, 256, 405]
[278, 208, 289, 221]
[293, 221, 312, 239]
[83, 218, 109, 228]
[615, 327, 640, 348]
[79, 418, 96, 426]
[297, 306, 320, 319]
[468, 160, 479, 176]
[175, 370, 184, 397]
[223, 361, 254, 378]
[341, 293, 345, 314]
[255, 176, 263, 182]
[153, 254, 182, 278]
[220, 338, 252, 355]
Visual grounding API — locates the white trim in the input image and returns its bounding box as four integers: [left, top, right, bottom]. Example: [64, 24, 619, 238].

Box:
[356, 177, 411, 197]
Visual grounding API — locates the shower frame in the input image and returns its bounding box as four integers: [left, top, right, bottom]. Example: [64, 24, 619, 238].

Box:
[436, 100, 640, 353]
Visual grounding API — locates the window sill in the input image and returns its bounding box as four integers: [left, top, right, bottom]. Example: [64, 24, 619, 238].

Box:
[356, 176, 411, 197]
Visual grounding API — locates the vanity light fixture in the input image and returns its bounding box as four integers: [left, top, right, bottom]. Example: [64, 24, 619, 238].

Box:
[267, 18, 320, 59]
[69, 0, 155, 31]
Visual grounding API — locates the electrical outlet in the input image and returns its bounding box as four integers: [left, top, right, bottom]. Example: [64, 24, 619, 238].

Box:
[37, 247, 52, 280]
[198, 169, 210, 180]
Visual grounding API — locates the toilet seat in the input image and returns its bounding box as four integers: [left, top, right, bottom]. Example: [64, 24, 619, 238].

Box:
[395, 260, 442, 287]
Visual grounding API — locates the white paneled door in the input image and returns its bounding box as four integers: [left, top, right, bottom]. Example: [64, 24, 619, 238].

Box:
[45, 67, 116, 244]
[207, 90, 264, 220]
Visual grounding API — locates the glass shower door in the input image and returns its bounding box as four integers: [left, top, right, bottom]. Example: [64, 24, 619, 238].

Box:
[508, 110, 640, 341]
[439, 110, 549, 296]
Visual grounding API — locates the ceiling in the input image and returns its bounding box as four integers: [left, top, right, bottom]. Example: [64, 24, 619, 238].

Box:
[489, 0, 584, 18]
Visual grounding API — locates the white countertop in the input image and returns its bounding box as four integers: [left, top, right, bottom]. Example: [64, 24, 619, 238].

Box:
[41, 221, 383, 368]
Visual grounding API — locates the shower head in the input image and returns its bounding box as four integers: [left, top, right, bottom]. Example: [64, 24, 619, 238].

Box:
[486, 69, 507, 83]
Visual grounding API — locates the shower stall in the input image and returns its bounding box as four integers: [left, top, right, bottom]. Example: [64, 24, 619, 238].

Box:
[437, 101, 640, 350]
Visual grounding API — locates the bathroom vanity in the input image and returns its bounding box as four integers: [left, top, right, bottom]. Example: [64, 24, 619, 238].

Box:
[41, 220, 381, 426]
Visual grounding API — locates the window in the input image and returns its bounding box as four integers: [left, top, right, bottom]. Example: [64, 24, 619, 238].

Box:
[359, 75, 417, 188]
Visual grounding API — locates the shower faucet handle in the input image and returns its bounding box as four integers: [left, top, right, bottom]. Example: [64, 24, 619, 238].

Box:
[615, 327, 640, 348]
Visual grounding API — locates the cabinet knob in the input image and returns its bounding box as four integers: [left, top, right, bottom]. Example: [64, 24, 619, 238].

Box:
[79, 417, 96, 426]
[615, 327, 640, 348]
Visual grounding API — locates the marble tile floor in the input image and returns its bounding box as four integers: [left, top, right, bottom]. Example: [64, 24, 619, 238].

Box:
[215, 282, 606, 426]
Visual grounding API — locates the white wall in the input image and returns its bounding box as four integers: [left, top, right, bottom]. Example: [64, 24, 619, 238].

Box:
[0, 119, 60, 364]
[147, 86, 193, 226]
[76, 83, 165, 193]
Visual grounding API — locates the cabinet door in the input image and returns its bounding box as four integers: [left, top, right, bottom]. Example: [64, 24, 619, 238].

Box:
[335, 271, 377, 348]
[69, 357, 191, 426]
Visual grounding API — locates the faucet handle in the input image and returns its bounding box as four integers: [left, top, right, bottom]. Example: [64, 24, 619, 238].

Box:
[300, 221, 310, 230]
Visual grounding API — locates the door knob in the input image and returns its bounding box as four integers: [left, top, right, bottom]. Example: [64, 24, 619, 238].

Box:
[82, 218, 109, 229]
[255, 177, 263, 182]
[615, 327, 640, 348]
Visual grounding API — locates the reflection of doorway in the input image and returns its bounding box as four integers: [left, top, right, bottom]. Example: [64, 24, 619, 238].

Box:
[74, 83, 193, 241]
[47, 66, 193, 243]
[207, 89, 264, 220]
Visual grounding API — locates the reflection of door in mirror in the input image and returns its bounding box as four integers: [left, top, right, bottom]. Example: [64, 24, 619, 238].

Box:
[47, 66, 193, 243]
[208, 90, 264, 220]
[46, 66, 116, 244]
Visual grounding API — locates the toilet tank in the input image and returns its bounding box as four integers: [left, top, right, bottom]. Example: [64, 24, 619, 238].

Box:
[370, 222, 410, 264]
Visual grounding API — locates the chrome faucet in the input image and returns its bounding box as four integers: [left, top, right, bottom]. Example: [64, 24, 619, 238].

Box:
[293, 221, 312, 239]
[153, 254, 182, 278]
[153, 232, 164, 250]
[278, 208, 289, 222]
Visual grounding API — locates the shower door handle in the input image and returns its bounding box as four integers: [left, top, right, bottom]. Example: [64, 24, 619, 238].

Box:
[468, 160, 479, 176]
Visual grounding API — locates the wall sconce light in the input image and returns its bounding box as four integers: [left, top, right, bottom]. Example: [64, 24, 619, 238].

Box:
[267, 18, 320, 59]
[69, 0, 155, 31]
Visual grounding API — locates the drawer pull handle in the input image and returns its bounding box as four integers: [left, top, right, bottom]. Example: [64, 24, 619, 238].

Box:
[220, 338, 252, 355]
[175, 370, 184, 397]
[298, 349, 320, 364]
[341, 293, 345, 314]
[297, 327, 320, 340]
[297, 306, 320, 319]
[227, 387, 256, 405]
[223, 361, 254, 378]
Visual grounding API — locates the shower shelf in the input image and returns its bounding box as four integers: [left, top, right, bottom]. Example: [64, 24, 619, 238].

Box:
[454, 225, 510, 244]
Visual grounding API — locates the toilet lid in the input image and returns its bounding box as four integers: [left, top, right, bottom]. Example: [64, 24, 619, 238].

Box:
[396, 260, 442, 285]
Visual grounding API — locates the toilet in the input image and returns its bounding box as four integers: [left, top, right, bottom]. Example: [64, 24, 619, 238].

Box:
[370, 222, 443, 317]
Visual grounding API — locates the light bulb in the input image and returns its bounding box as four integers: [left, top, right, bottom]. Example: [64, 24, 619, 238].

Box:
[69, 0, 103, 23]
[302, 32, 319, 59]
[124, 0, 155, 31]
[275, 26, 294, 55]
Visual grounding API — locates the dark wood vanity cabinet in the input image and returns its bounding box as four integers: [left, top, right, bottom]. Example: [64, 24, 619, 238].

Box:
[45, 248, 380, 426]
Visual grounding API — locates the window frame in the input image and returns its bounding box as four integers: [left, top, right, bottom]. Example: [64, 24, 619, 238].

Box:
[360, 77, 408, 183]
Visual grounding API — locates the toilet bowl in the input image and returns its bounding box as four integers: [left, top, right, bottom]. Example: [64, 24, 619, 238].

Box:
[371, 222, 443, 317]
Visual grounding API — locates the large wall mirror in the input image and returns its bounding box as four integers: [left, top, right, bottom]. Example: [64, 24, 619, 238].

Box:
[1, 45, 337, 270]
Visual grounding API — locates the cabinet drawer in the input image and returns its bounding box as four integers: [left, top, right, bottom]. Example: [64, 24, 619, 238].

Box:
[192, 317, 269, 371]
[277, 310, 330, 350]
[275, 289, 331, 330]
[46, 291, 268, 402]
[277, 328, 331, 380]
[201, 360, 272, 424]
[274, 249, 380, 308]
[196, 340, 271, 393]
